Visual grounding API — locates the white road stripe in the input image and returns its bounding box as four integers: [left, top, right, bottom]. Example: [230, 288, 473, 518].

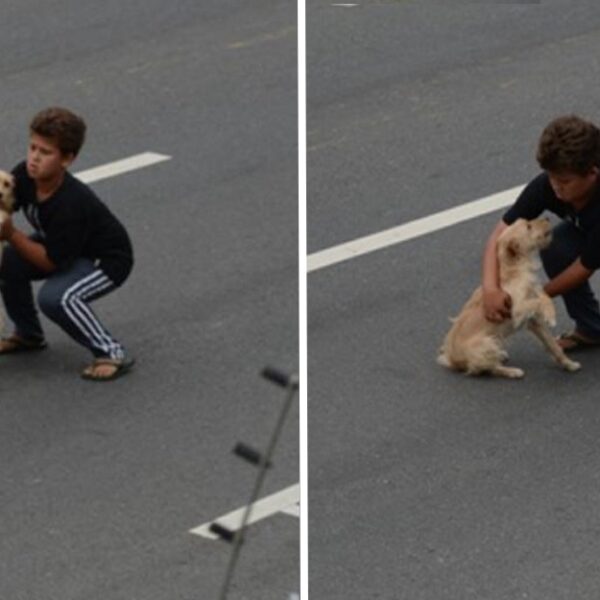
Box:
[190, 483, 300, 540]
[74, 152, 171, 184]
[307, 184, 525, 272]
[280, 503, 300, 518]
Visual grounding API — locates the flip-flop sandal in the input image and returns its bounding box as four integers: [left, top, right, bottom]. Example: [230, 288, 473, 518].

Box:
[81, 357, 135, 381]
[0, 335, 48, 354]
[557, 331, 600, 352]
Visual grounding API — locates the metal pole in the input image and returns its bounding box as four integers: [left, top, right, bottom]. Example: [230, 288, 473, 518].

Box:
[217, 369, 299, 600]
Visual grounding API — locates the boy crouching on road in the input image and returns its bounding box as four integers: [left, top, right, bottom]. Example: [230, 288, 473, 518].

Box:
[483, 114, 600, 351]
[0, 107, 134, 381]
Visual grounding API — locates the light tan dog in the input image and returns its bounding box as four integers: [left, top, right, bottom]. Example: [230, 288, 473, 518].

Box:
[0, 170, 15, 332]
[0, 169, 15, 218]
[437, 218, 581, 378]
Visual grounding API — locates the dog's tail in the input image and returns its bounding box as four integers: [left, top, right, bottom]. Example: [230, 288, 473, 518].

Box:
[437, 328, 459, 370]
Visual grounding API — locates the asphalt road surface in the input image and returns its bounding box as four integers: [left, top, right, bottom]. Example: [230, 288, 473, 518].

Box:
[0, 3, 298, 599]
[309, 3, 600, 599]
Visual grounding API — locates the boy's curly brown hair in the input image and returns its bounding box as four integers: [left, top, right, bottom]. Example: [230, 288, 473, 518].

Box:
[536, 115, 600, 175]
[30, 107, 86, 157]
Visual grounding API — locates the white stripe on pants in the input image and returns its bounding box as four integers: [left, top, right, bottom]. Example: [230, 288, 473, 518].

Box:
[60, 270, 124, 359]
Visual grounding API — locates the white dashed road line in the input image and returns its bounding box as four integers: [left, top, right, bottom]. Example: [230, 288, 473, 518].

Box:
[74, 151, 298, 544]
[75, 152, 171, 184]
[307, 184, 525, 272]
[190, 483, 300, 541]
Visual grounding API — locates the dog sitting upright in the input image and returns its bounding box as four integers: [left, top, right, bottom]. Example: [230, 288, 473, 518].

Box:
[437, 218, 581, 378]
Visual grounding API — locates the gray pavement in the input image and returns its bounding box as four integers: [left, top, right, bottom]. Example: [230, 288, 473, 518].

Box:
[0, 2, 298, 599]
[309, 2, 600, 599]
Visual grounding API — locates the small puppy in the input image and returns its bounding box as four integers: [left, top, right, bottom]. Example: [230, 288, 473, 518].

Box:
[437, 218, 581, 378]
[0, 169, 15, 218]
[0, 170, 15, 332]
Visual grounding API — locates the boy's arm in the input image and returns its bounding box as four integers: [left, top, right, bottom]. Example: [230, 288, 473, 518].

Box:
[482, 219, 512, 322]
[0, 218, 56, 273]
[543, 258, 592, 298]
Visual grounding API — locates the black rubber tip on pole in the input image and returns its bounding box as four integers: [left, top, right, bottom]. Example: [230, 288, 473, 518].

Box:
[209, 522, 236, 543]
[233, 442, 272, 467]
[261, 366, 299, 390]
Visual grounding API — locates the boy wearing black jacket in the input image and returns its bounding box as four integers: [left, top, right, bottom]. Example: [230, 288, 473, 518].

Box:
[0, 107, 134, 380]
[483, 115, 600, 351]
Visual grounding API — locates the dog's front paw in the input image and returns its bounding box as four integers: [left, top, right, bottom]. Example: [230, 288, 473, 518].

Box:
[563, 358, 582, 372]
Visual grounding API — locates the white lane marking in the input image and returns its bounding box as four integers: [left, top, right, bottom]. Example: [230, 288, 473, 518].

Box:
[228, 26, 296, 49]
[75, 152, 171, 184]
[190, 483, 300, 540]
[307, 184, 525, 272]
[332, 3, 359, 6]
[280, 503, 300, 518]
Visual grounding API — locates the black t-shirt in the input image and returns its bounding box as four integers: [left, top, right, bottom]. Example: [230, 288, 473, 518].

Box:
[503, 172, 600, 271]
[11, 161, 133, 285]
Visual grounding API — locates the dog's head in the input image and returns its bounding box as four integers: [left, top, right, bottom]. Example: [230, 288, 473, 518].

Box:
[498, 218, 552, 262]
[0, 170, 15, 214]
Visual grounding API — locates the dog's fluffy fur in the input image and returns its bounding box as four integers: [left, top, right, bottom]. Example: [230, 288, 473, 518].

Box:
[0, 170, 15, 258]
[437, 218, 581, 378]
[0, 170, 15, 333]
[0, 170, 14, 216]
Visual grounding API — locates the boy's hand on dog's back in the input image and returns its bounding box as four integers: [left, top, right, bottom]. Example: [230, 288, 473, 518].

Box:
[483, 287, 512, 322]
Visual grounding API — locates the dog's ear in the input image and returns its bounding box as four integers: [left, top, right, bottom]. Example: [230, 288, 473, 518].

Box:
[507, 239, 521, 259]
[504, 238, 521, 260]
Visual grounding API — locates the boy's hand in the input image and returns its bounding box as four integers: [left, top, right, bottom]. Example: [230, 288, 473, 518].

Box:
[0, 215, 15, 242]
[483, 288, 512, 322]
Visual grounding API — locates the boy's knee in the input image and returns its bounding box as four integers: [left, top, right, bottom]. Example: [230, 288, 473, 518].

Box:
[540, 242, 562, 276]
[540, 242, 557, 264]
[37, 287, 63, 319]
[542, 224, 582, 273]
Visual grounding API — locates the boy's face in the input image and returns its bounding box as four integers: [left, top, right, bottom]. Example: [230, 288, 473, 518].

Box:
[547, 168, 599, 204]
[27, 133, 74, 181]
